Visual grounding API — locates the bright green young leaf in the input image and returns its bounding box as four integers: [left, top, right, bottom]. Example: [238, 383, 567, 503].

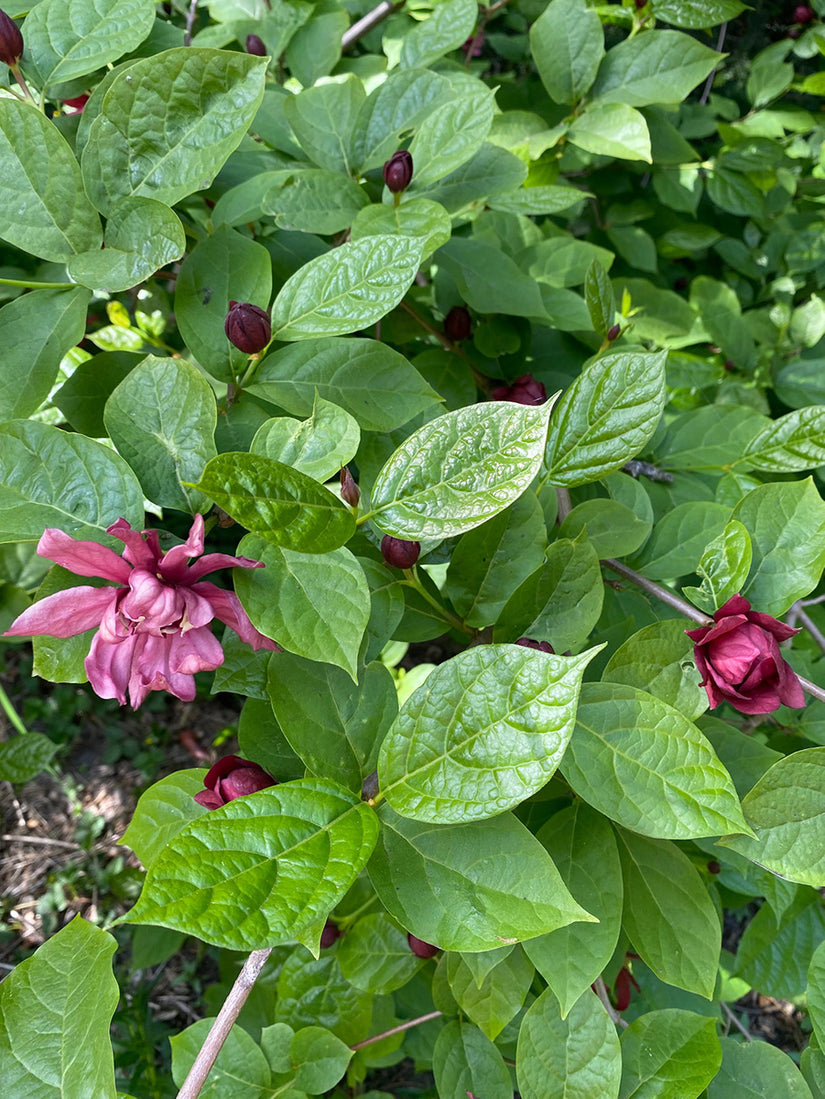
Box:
[291, 1026, 352, 1093]
[0, 98, 101, 262]
[634, 501, 731, 581]
[442, 948, 533, 1040]
[562, 683, 751, 840]
[127, 778, 380, 952]
[192, 452, 355, 554]
[370, 400, 554, 539]
[708, 1036, 813, 1099]
[602, 619, 708, 720]
[251, 397, 360, 484]
[0, 916, 119, 1099]
[530, 0, 604, 106]
[615, 829, 721, 999]
[517, 988, 621, 1099]
[271, 235, 423, 341]
[351, 198, 452, 258]
[171, 1019, 272, 1098]
[568, 103, 652, 163]
[119, 770, 208, 869]
[400, 0, 478, 68]
[738, 407, 825, 473]
[544, 351, 666, 486]
[282, 74, 365, 174]
[682, 519, 752, 614]
[618, 1009, 722, 1098]
[379, 644, 599, 823]
[592, 30, 723, 107]
[368, 805, 595, 952]
[0, 732, 58, 784]
[433, 1020, 513, 1099]
[337, 913, 424, 995]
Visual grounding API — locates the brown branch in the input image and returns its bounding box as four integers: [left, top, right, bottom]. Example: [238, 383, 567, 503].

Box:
[183, 0, 199, 47]
[350, 1010, 442, 1050]
[593, 977, 628, 1028]
[699, 22, 727, 106]
[342, 1, 405, 51]
[721, 1000, 753, 1041]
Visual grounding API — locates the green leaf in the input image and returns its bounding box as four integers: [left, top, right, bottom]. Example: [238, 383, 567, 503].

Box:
[127, 778, 380, 952]
[251, 398, 360, 484]
[275, 947, 373, 1046]
[0, 916, 119, 1099]
[517, 988, 621, 1099]
[658, 406, 771, 472]
[525, 803, 623, 1019]
[738, 408, 825, 473]
[104, 356, 216, 512]
[271, 236, 423, 341]
[592, 30, 723, 107]
[682, 520, 752, 614]
[379, 644, 599, 824]
[0, 421, 145, 543]
[249, 337, 442, 433]
[654, 0, 746, 29]
[698, 716, 782, 801]
[731, 478, 825, 616]
[370, 400, 554, 539]
[53, 352, 140, 437]
[558, 499, 651, 559]
[602, 619, 708, 720]
[544, 351, 666, 487]
[285, 5, 347, 86]
[562, 682, 751, 840]
[433, 1021, 513, 1099]
[67, 197, 185, 292]
[733, 889, 825, 1000]
[237, 697, 306, 781]
[337, 913, 424, 994]
[264, 169, 370, 236]
[487, 183, 586, 217]
[82, 48, 268, 214]
[368, 805, 595, 952]
[634, 501, 731, 581]
[436, 236, 547, 318]
[719, 748, 825, 888]
[522, 236, 614, 290]
[690, 276, 755, 368]
[615, 830, 721, 999]
[618, 1010, 721, 1098]
[120, 770, 208, 869]
[171, 1019, 272, 1098]
[708, 1037, 813, 1099]
[419, 142, 528, 213]
[193, 452, 355, 554]
[407, 83, 496, 187]
[235, 535, 370, 682]
[349, 68, 449, 173]
[291, 1026, 352, 1094]
[23, 0, 156, 89]
[0, 733, 58, 784]
[282, 74, 365, 174]
[0, 287, 90, 421]
[400, 0, 478, 68]
[0, 98, 101, 262]
[585, 259, 616, 340]
[530, 0, 604, 105]
[267, 653, 397, 791]
[568, 102, 652, 163]
[442, 947, 533, 1040]
[351, 198, 452, 258]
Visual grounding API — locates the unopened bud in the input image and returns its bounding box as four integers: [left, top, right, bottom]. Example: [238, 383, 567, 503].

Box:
[607, 323, 621, 342]
[0, 8, 23, 67]
[490, 374, 547, 406]
[408, 933, 439, 958]
[383, 150, 413, 194]
[340, 467, 360, 508]
[246, 34, 267, 55]
[707, 860, 721, 875]
[224, 300, 271, 354]
[320, 919, 340, 948]
[794, 5, 815, 25]
[381, 536, 420, 569]
[516, 638, 555, 654]
[444, 305, 472, 342]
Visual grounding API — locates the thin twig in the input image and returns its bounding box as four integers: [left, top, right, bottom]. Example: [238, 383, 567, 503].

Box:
[0, 834, 78, 850]
[556, 487, 572, 523]
[593, 977, 628, 1028]
[342, 1, 405, 51]
[183, 0, 199, 47]
[350, 1010, 442, 1050]
[699, 22, 727, 105]
[721, 1001, 753, 1041]
[787, 602, 825, 654]
[176, 948, 272, 1099]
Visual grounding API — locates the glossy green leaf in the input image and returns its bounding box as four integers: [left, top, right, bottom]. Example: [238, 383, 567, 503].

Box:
[602, 619, 708, 720]
[658, 405, 770, 472]
[0, 916, 118, 1099]
[282, 74, 365, 174]
[739, 407, 825, 473]
[251, 398, 360, 484]
[436, 236, 547, 318]
[592, 30, 723, 107]
[698, 716, 782, 801]
[634, 501, 731, 581]
[127, 778, 380, 952]
[419, 142, 528, 213]
[442, 947, 533, 1040]
[275, 947, 373, 1046]
[400, 0, 477, 68]
[0, 98, 101, 262]
[517, 988, 621, 1099]
[119, 770, 208, 869]
[733, 889, 825, 1000]
[370, 400, 554, 539]
[368, 805, 595, 952]
[271, 236, 423, 341]
[0, 732, 58, 784]
[654, 0, 746, 29]
[351, 198, 452, 258]
[568, 103, 652, 162]
[171, 1019, 272, 1098]
[0, 421, 144, 543]
[235, 535, 370, 681]
[237, 697, 305, 781]
[380, 644, 598, 824]
[349, 67, 449, 173]
[104, 356, 217, 512]
[682, 519, 752, 614]
[544, 351, 666, 486]
[407, 83, 496, 187]
[619, 1009, 721, 1098]
[562, 682, 750, 839]
[264, 169, 370, 236]
[433, 1020, 513, 1099]
[585, 259, 616, 340]
[615, 829, 721, 999]
[337, 913, 424, 994]
[82, 48, 267, 214]
[193, 452, 355, 554]
[708, 1036, 813, 1099]
[530, 0, 604, 105]
[558, 499, 651, 559]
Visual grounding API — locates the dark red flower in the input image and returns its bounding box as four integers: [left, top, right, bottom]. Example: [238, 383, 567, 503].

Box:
[383, 151, 413, 194]
[794, 6, 815, 25]
[381, 536, 420, 569]
[194, 754, 277, 809]
[607, 323, 621, 342]
[246, 34, 267, 55]
[320, 919, 340, 949]
[516, 638, 555, 654]
[408, 933, 439, 958]
[686, 594, 805, 715]
[62, 94, 89, 114]
[614, 965, 640, 1010]
[490, 374, 547, 405]
[225, 300, 271, 354]
[444, 306, 472, 342]
[0, 8, 23, 67]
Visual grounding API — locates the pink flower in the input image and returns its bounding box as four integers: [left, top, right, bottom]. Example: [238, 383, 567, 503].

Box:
[3, 515, 278, 709]
[194, 754, 277, 809]
[686, 594, 805, 715]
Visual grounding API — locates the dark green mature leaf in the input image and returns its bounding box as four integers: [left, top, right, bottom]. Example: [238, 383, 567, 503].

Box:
[248, 337, 442, 432]
[0, 916, 119, 1098]
[517, 988, 621, 1099]
[171, 1019, 272, 1098]
[810, 940, 825, 1051]
[733, 889, 825, 1000]
[433, 1021, 513, 1099]
[237, 697, 306, 781]
[563, 683, 749, 839]
[634, 501, 731, 581]
[349, 67, 449, 173]
[657, 405, 770, 471]
[436, 237, 547, 317]
[654, 0, 746, 29]
[0, 287, 89, 421]
[337, 913, 424, 994]
[603, 619, 708, 720]
[370, 400, 554, 539]
[530, 0, 604, 105]
[368, 805, 595, 952]
[193, 452, 355, 554]
[271, 236, 423, 340]
[282, 74, 365, 174]
[400, 0, 477, 68]
[81, 48, 268, 214]
[379, 644, 598, 823]
[418, 142, 528, 213]
[618, 1010, 722, 1097]
[585, 259, 616, 340]
[0, 99, 101, 262]
[690, 276, 755, 368]
[264, 170, 370, 236]
[120, 770, 208, 869]
[592, 30, 723, 107]
[544, 351, 666, 486]
[0, 421, 144, 543]
[53, 352, 140, 438]
[558, 499, 651, 559]
[615, 829, 721, 998]
[708, 1036, 813, 1099]
[739, 407, 825, 473]
[0, 733, 58, 784]
[127, 778, 380, 953]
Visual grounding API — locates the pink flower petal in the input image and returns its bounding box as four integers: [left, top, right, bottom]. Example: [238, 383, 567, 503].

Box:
[194, 789, 224, 809]
[159, 514, 206, 581]
[107, 519, 158, 570]
[192, 581, 280, 650]
[86, 631, 138, 706]
[185, 552, 265, 583]
[3, 587, 117, 638]
[37, 529, 131, 584]
[166, 627, 224, 675]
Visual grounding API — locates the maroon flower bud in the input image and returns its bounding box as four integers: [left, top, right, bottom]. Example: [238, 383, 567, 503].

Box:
[444, 305, 472, 342]
[383, 150, 413, 194]
[225, 300, 271, 354]
[381, 536, 420, 569]
[62, 94, 89, 114]
[340, 467, 360, 508]
[0, 8, 23, 67]
[246, 34, 267, 55]
[794, 5, 815, 24]
[194, 754, 277, 809]
[320, 919, 340, 949]
[614, 966, 639, 1010]
[673, 276, 688, 291]
[685, 594, 805, 715]
[490, 373, 547, 406]
[607, 323, 621, 342]
[408, 933, 439, 958]
[707, 860, 721, 875]
[516, 638, 555, 654]
[724, 359, 735, 372]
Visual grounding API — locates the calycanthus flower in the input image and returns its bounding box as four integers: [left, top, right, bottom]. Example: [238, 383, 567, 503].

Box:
[3, 515, 278, 709]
